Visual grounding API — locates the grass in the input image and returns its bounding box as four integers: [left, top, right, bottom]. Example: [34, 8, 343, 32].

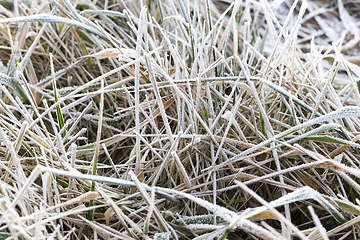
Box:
[0, 0, 360, 239]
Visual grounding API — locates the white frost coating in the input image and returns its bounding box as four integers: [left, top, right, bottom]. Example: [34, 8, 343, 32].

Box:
[88, 48, 136, 60]
[282, 123, 342, 144]
[185, 224, 222, 230]
[243, 186, 346, 223]
[57, 85, 78, 94]
[14, 166, 286, 236]
[315, 17, 339, 42]
[158, 188, 278, 240]
[221, 110, 232, 121]
[199, 76, 323, 118]
[193, 227, 227, 240]
[164, 190, 237, 223]
[177, 214, 220, 225]
[0, 59, 7, 74]
[344, 59, 360, 82]
[306, 134, 360, 149]
[31, 165, 181, 205]
[244, 154, 360, 187]
[271, 0, 286, 10]
[0, 73, 17, 88]
[154, 232, 171, 240]
[194, 137, 202, 144]
[258, 77, 321, 117]
[236, 219, 279, 240]
[247, 122, 343, 157]
[37, 60, 81, 87]
[0, 14, 105, 39]
[343, 57, 360, 100]
[213, 106, 360, 170]
[338, 0, 359, 49]
[80, 9, 126, 18]
[0, 73, 27, 102]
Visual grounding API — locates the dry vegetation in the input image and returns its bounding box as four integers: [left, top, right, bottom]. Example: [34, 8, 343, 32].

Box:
[1, 0, 360, 239]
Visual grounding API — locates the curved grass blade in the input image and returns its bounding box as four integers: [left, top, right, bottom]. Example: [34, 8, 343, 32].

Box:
[243, 186, 346, 223]
[0, 14, 106, 39]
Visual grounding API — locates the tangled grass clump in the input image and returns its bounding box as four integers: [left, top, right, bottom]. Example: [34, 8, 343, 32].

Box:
[1, 0, 360, 239]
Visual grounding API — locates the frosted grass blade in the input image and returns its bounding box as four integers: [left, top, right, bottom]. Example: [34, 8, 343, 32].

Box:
[0, 14, 106, 39]
[208, 106, 360, 171]
[80, 9, 126, 18]
[243, 186, 346, 223]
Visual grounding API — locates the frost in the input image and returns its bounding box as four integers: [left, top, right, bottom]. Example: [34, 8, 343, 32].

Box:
[173, 214, 222, 225]
[215, 106, 360, 170]
[0, 14, 106, 39]
[283, 123, 341, 144]
[88, 48, 136, 60]
[343, 58, 360, 100]
[0, 59, 7, 74]
[338, 0, 359, 48]
[345, 59, 360, 82]
[244, 186, 346, 223]
[315, 17, 339, 42]
[0, 73, 28, 102]
[185, 224, 222, 230]
[80, 9, 126, 18]
[37, 65, 73, 87]
[193, 137, 201, 144]
[221, 110, 232, 121]
[193, 226, 227, 240]
[306, 134, 360, 149]
[57, 86, 78, 95]
[200, 76, 321, 118]
[154, 232, 171, 240]
[271, 0, 286, 10]
[259, 77, 321, 117]
[191, 221, 278, 240]
[159, 186, 278, 239]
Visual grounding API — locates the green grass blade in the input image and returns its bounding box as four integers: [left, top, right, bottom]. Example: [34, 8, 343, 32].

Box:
[0, 73, 28, 103]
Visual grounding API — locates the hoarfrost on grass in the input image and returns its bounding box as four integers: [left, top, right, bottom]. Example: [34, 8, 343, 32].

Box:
[154, 232, 171, 240]
[213, 106, 360, 170]
[2, 0, 360, 239]
[0, 14, 106, 39]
